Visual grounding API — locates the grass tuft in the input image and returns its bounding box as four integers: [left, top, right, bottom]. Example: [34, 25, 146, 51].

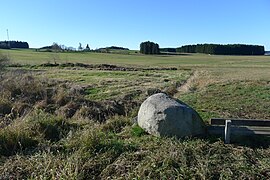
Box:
[27, 111, 78, 142]
[101, 116, 131, 133]
[0, 122, 38, 156]
[131, 124, 147, 137]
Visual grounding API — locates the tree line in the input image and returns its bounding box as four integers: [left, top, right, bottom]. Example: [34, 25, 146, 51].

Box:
[0, 39, 265, 56]
[176, 44, 265, 55]
[140, 41, 160, 54]
[159, 48, 176, 53]
[0, 41, 29, 49]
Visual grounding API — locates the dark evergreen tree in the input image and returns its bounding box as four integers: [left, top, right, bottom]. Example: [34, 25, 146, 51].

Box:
[176, 44, 265, 55]
[0, 42, 10, 49]
[140, 41, 160, 54]
[85, 44, 90, 51]
[0, 41, 29, 49]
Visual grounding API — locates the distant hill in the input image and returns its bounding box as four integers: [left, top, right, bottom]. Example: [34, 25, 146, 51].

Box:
[97, 46, 129, 51]
[109, 46, 129, 50]
[265, 51, 270, 55]
[39, 45, 53, 49]
[94, 46, 129, 53]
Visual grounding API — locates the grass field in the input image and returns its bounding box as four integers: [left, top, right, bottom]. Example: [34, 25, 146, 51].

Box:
[0, 49, 270, 179]
[2, 48, 270, 67]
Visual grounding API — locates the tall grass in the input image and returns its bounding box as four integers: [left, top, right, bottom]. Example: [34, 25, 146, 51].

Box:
[0, 123, 38, 156]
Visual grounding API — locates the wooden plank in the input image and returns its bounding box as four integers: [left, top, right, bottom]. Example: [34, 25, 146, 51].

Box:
[207, 125, 270, 136]
[211, 118, 270, 127]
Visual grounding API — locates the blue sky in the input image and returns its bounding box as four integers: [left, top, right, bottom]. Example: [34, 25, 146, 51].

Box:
[1, 0, 269, 50]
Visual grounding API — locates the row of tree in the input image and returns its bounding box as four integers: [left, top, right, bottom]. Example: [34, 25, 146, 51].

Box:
[140, 41, 160, 54]
[0, 42, 9, 49]
[0, 40, 265, 56]
[39, 43, 131, 53]
[176, 44, 265, 55]
[159, 48, 176, 53]
[0, 41, 29, 49]
[39, 43, 85, 52]
[139, 42, 265, 55]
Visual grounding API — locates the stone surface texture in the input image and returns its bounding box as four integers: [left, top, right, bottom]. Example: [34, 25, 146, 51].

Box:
[138, 93, 205, 138]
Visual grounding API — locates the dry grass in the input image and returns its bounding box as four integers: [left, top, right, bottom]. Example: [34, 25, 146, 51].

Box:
[1, 51, 270, 179]
[208, 67, 270, 82]
[2, 118, 270, 179]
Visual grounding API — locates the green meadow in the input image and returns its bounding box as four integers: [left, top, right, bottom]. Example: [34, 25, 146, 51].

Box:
[2, 48, 270, 67]
[0, 49, 270, 179]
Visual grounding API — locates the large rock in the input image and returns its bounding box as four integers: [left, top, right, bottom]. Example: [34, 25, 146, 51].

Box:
[138, 93, 205, 138]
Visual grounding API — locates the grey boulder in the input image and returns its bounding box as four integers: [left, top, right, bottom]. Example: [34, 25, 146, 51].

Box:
[138, 93, 205, 138]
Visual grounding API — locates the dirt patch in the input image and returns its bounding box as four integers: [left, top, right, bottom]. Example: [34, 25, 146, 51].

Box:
[39, 63, 177, 71]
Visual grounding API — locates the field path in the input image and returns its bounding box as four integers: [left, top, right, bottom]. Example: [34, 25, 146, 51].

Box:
[173, 70, 215, 98]
[177, 71, 198, 92]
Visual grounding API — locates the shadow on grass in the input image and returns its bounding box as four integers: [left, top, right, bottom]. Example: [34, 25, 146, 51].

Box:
[205, 134, 270, 149]
[232, 135, 270, 148]
[159, 52, 191, 56]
